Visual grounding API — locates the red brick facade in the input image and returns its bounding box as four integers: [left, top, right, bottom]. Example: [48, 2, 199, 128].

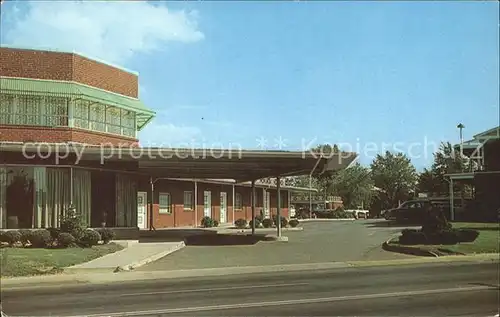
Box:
[0, 47, 139, 97]
[0, 125, 138, 146]
[139, 179, 290, 229]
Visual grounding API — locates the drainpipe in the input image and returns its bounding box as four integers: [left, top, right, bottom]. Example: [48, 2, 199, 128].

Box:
[194, 180, 198, 227]
[309, 155, 323, 218]
[149, 177, 156, 231]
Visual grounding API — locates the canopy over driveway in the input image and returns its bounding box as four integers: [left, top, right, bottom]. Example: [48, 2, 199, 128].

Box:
[0, 144, 357, 181]
[135, 148, 357, 181]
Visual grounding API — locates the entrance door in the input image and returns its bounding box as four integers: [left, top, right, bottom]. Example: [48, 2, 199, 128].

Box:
[220, 192, 227, 223]
[263, 189, 270, 218]
[203, 191, 211, 217]
[137, 192, 147, 229]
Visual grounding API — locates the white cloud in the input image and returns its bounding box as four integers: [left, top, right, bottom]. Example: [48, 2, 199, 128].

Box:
[138, 123, 201, 146]
[2, 1, 204, 64]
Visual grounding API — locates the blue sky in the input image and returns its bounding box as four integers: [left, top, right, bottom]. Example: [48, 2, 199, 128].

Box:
[1, 1, 498, 169]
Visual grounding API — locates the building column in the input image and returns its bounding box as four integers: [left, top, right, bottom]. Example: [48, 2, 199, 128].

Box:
[194, 180, 198, 227]
[232, 184, 235, 225]
[251, 180, 256, 235]
[276, 176, 282, 237]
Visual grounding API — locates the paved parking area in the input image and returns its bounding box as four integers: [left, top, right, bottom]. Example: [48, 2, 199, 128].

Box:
[139, 220, 413, 271]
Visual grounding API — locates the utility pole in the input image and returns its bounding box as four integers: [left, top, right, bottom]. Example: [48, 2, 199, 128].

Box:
[457, 123, 465, 159]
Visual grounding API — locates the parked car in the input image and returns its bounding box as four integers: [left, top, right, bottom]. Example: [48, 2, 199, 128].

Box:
[383, 200, 433, 223]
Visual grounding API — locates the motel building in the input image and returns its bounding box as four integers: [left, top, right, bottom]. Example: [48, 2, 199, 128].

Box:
[0, 46, 356, 235]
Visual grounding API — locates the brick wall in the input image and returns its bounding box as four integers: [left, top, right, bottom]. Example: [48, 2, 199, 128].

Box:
[0, 47, 138, 97]
[0, 125, 138, 146]
[138, 180, 290, 229]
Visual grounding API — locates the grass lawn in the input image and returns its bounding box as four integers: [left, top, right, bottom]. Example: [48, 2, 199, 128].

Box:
[390, 222, 499, 256]
[0, 243, 123, 277]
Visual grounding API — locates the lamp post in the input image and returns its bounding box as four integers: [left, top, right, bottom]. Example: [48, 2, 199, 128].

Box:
[457, 123, 465, 158]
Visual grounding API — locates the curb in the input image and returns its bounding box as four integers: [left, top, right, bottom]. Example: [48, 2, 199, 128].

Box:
[218, 227, 303, 233]
[382, 237, 439, 257]
[3, 254, 498, 291]
[299, 218, 355, 222]
[118, 241, 185, 271]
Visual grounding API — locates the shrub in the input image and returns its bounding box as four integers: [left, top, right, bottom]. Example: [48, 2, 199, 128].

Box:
[58, 232, 76, 248]
[47, 228, 61, 242]
[1, 230, 21, 246]
[213, 220, 219, 227]
[201, 216, 216, 228]
[234, 218, 247, 229]
[60, 208, 87, 240]
[96, 228, 115, 244]
[78, 229, 101, 248]
[399, 230, 427, 245]
[30, 229, 52, 248]
[262, 218, 273, 228]
[249, 218, 261, 229]
[19, 229, 32, 247]
[272, 215, 288, 228]
[456, 228, 479, 243]
[289, 219, 300, 228]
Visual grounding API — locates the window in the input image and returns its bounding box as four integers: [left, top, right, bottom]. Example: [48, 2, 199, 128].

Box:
[45, 96, 68, 126]
[0, 94, 15, 124]
[74, 99, 90, 129]
[106, 106, 121, 134]
[235, 193, 243, 210]
[183, 191, 193, 210]
[159, 193, 171, 214]
[17, 95, 41, 125]
[89, 103, 106, 132]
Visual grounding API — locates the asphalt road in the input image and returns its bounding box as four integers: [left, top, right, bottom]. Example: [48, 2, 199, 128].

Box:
[2, 262, 499, 316]
[140, 220, 413, 271]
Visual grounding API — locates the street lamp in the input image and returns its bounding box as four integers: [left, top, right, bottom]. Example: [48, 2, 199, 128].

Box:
[457, 123, 465, 158]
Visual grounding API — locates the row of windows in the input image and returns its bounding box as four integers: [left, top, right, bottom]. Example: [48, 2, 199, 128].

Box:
[74, 100, 136, 137]
[0, 94, 136, 138]
[158, 192, 245, 214]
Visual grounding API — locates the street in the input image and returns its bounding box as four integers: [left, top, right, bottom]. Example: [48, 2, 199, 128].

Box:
[2, 261, 498, 316]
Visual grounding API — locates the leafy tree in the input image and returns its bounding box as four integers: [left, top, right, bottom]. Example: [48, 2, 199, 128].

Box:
[331, 163, 375, 209]
[417, 142, 473, 197]
[370, 151, 418, 209]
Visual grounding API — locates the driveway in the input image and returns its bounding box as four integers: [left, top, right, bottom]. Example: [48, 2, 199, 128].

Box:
[139, 219, 413, 271]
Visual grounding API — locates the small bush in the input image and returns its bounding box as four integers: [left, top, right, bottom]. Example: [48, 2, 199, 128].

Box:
[78, 229, 101, 248]
[201, 216, 216, 228]
[456, 228, 479, 243]
[262, 218, 273, 228]
[30, 229, 52, 248]
[289, 219, 300, 227]
[96, 228, 115, 244]
[399, 230, 427, 245]
[47, 228, 61, 242]
[234, 218, 247, 229]
[249, 218, 261, 229]
[19, 229, 32, 247]
[58, 232, 76, 248]
[272, 215, 288, 228]
[1, 230, 21, 246]
[213, 220, 219, 227]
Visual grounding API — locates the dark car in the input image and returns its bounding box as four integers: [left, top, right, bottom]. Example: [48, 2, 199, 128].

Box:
[383, 200, 433, 223]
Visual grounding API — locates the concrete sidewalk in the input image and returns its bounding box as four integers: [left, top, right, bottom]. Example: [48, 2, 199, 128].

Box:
[64, 241, 185, 273]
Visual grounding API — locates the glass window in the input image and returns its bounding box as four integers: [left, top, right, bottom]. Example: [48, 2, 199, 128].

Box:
[121, 109, 136, 137]
[106, 106, 121, 135]
[0, 94, 15, 124]
[89, 103, 106, 132]
[74, 100, 90, 129]
[159, 193, 171, 214]
[183, 191, 193, 210]
[45, 96, 68, 127]
[17, 95, 41, 125]
[235, 193, 243, 210]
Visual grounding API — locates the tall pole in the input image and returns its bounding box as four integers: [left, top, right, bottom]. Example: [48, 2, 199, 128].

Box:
[457, 123, 465, 160]
[276, 176, 282, 237]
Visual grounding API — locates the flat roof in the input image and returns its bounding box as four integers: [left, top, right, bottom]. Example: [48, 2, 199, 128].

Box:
[165, 178, 317, 192]
[0, 143, 357, 181]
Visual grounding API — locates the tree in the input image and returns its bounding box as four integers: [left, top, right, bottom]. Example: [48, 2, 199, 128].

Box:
[417, 142, 473, 197]
[370, 151, 418, 209]
[331, 163, 375, 209]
